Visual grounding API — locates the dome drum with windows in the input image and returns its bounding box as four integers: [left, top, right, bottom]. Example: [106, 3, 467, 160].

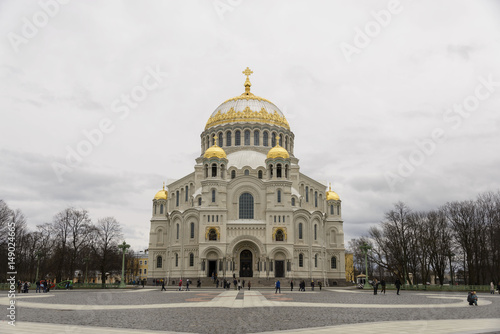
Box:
[147, 67, 347, 286]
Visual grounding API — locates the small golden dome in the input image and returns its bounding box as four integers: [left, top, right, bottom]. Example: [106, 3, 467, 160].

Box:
[154, 183, 168, 200]
[204, 136, 227, 159]
[326, 183, 340, 201]
[267, 135, 290, 159]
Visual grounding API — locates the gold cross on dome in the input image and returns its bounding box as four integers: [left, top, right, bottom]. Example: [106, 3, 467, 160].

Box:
[275, 135, 280, 145]
[242, 67, 253, 78]
[214, 135, 218, 143]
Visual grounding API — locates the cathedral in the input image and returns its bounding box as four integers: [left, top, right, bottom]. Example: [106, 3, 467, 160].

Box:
[147, 68, 346, 286]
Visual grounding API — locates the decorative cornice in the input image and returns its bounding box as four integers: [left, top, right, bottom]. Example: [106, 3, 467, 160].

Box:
[205, 107, 290, 130]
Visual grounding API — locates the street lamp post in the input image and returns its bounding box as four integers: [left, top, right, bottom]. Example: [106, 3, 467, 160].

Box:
[118, 241, 130, 288]
[35, 251, 42, 282]
[360, 243, 372, 289]
[83, 257, 90, 285]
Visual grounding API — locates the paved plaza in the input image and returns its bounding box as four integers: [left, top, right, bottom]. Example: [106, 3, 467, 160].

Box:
[1, 287, 499, 333]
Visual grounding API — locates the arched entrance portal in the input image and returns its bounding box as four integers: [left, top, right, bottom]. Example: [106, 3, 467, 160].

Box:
[239, 250, 253, 277]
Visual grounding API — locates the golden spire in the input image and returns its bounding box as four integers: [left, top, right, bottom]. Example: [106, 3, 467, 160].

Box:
[275, 135, 280, 146]
[214, 135, 218, 144]
[163, 181, 165, 190]
[242, 67, 253, 95]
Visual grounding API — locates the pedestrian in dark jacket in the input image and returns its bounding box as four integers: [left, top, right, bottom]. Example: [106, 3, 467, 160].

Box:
[380, 279, 386, 294]
[372, 278, 379, 295]
[394, 278, 401, 295]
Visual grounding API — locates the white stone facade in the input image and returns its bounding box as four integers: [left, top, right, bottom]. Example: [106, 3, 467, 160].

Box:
[147, 71, 345, 286]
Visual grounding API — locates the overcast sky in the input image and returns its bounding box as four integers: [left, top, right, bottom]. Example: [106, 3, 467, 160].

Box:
[1, 0, 500, 252]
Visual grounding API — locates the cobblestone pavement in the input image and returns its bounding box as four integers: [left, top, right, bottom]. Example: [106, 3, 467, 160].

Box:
[1, 288, 499, 333]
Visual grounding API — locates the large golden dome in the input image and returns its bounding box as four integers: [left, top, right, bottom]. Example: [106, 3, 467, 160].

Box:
[326, 184, 340, 201]
[154, 183, 168, 200]
[204, 139, 227, 159]
[205, 67, 290, 131]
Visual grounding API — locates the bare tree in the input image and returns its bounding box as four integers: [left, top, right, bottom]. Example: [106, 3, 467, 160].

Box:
[91, 217, 123, 288]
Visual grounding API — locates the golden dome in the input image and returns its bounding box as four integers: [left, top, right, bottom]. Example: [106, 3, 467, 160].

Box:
[326, 183, 340, 201]
[154, 183, 168, 200]
[267, 136, 290, 159]
[204, 137, 227, 159]
[205, 67, 290, 131]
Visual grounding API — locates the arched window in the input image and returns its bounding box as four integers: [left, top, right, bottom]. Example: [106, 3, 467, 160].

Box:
[212, 163, 217, 177]
[276, 229, 284, 241]
[220, 164, 225, 178]
[244, 169, 249, 176]
[271, 132, 277, 146]
[208, 228, 217, 241]
[160, 204, 163, 214]
[176, 191, 179, 206]
[218, 132, 223, 146]
[231, 170, 236, 179]
[314, 224, 317, 240]
[315, 254, 318, 267]
[212, 189, 216, 202]
[258, 170, 263, 179]
[189, 253, 194, 267]
[190, 222, 195, 239]
[175, 253, 178, 267]
[277, 164, 282, 178]
[299, 253, 304, 267]
[285, 165, 288, 178]
[279, 134, 283, 146]
[263, 131, 269, 146]
[285, 136, 288, 150]
[235, 130, 241, 146]
[277, 189, 281, 203]
[211, 134, 215, 146]
[239, 193, 254, 219]
[176, 224, 179, 239]
[337, 206, 340, 215]
[198, 197, 202, 206]
[298, 223, 303, 239]
[226, 131, 232, 146]
[305, 187, 309, 202]
[244, 130, 250, 145]
[154, 205, 157, 214]
[254, 130, 260, 145]
[205, 164, 208, 178]
[291, 197, 295, 206]
[315, 191, 318, 207]
[331, 256, 337, 269]
[157, 256, 162, 268]
[330, 205, 334, 214]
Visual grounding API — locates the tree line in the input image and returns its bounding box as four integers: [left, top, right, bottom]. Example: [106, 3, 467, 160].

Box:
[349, 191, 500, 286]
[0, 200, 134, 287]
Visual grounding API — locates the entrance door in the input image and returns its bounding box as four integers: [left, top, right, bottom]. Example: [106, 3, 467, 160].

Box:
[239, 250, 253, 277]
[208, 260, 217, 277]
[275, 260, 284, 278]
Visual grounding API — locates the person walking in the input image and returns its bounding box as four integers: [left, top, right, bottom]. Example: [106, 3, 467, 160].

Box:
[178, 279, 182, 291]
[490, 282, 495, 294]
[318, 281, 322, 291]
[237, 280, 241, 291]
[36, 280, 40, 293]
[290, 280, 294, 291]
[395, 278, 401, 295]
[311, 280, 315, 291]
[242, 280, 245, 288]
[141, 279, 145, 288]
[275, 280, 281, 294]
[198, 279, 202, 288]
[380, 279, 386, 294]
[186, 278, 190, 291]
[215, 279, 219, 288]
[372, 278, 379, 295]
[248, 281, 251, 290]
[161, 280, 166, 291]
[233, 279, 237, 290]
